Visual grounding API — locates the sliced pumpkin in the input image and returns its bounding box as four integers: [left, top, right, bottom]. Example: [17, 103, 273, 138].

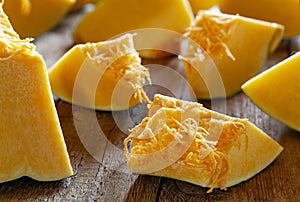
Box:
[219, 0, 300, 38]
[3, 0, 75, 38]
[182, 11, 284, 99]
[48, 33, 150, 111]
[73, 0, 194, 58]
[124, 94, 283, 192]
[0, 3, 73, 182]
[242, 52, 300, 132]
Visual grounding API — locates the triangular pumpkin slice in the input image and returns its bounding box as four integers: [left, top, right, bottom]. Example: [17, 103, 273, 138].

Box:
[242, 52, 300, 131]
[124, 94, 283, 192]
[0, 4, 73, 182]
[48, 33, 150, 111]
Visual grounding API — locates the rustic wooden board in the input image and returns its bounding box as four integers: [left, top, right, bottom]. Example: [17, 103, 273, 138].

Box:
[0, 9, 299, 201]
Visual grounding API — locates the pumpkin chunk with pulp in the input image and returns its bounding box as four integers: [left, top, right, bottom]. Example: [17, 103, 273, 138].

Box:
[124, 94, 283, 192]
[182, 11, 284, 99]
[48, 34, 150, 111]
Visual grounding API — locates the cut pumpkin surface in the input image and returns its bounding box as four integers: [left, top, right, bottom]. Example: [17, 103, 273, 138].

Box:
[219, 0, 300, 38]
[48, 33, 150, 111]
[3, 0, 75, 38]
[182, 11, 284, 99]
[242, 52, 300, 132]
[124, 94, 283, 192]
[0, 4, 73, 182]
[73, 0, 194, 58]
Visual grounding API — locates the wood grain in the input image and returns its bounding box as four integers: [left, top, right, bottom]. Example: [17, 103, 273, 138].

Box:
[0, 9, 300, 202]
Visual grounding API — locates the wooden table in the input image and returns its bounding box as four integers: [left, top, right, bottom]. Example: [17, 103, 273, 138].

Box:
[0, 9, 299, 201]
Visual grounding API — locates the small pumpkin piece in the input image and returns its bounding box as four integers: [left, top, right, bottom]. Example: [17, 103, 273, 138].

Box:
[242, 52, 300, 132]
[124, 94, 283, 192]
[48, 33, 150, 111]
[0, 3, 73, 182]
[3, 0, 75, 38]
[219, 0, 300, 38]
[73, 0, 194, 58]
[182, 11, 284, 99]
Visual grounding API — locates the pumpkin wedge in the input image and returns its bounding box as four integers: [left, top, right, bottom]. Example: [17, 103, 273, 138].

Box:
[73, 0, 194, 58]
[124, 94, 283, 192]
[0, 4, 73, 182]
[3, 0, 75, 38]
[48, 33, 150, 111]
[182, 11, 284, 99]
[242, 52, 300, 132]
[219, 0, 300, 38]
